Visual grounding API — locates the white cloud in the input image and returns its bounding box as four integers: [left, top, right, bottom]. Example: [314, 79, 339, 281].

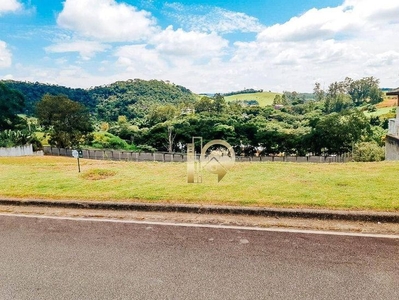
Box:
[150, 26, 228, 57]
[57, 0, 157, 42]
[5, 0, 399, 93]
[164, 3, 264, 33]
[366, 51, 399, 68]
[0, 41, 12, 68]
[115, 44, 167, 75]
[2, 74, 13, 80]
[258, 7, 357, 42]
[258, 0, 399, 43]
[45, 40, 111, 60]
[8, 63, 111, 88]
[0, 0, 22, 15]
[344, 0, 399, 22]
[223, 0, 399, 92]
[110, 26, 230, 91]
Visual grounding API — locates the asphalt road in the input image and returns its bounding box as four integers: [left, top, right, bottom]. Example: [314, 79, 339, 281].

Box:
[0, 215, 398, 300]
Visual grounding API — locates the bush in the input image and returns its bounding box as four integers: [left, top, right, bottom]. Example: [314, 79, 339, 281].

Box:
[90, 132, 129, 150]
[367, 105, 377, 112]
[352, 142, 385, 162]
[137, 144, 156, 153]
[0, 130, 42, 149]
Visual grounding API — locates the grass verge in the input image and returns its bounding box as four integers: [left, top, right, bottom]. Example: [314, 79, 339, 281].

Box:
[0, 156, 398, 211]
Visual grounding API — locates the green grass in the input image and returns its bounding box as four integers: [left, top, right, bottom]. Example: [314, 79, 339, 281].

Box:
[1, 156, 399, 211]
[225, 92, 280, 107]
[364, 107, 395, 117]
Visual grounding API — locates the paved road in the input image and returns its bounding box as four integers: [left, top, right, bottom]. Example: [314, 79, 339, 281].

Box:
[0, 215, 398, 300]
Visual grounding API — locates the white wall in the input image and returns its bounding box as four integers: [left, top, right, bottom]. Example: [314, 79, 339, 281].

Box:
[0, 144, 33, 156]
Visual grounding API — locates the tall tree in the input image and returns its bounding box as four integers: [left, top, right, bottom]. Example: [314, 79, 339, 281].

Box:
[324, 81, 352, 113]
[36, 94, 93, 148]
[213, 93, 227, 114]
[313, 82, 325, 102]
[345, 77, 383, 105]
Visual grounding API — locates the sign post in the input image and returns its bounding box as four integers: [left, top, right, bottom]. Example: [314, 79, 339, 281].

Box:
[72, 149, 81, 173]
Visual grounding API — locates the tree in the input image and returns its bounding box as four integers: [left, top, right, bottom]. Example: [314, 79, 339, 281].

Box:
[281, 94, 289, 105]
[313, 82, 325, 102]
[273, 94, 282, 105]
[213, 93, 227, 114]
[255, 122, 285, 155]
[345, 77, 383, 105]
[0, 82, 25, 130]
[310, 109, 370, 155]
[36, 94, 93, 148]
[194, 96, 214, 113]
[324, 81, 352, 113]
[148, 104, 178, 125]
[144, 119, 190, 152]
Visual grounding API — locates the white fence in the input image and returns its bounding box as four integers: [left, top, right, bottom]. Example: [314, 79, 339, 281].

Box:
[43, 146, 350, 163]
[0, 144, 34, 157]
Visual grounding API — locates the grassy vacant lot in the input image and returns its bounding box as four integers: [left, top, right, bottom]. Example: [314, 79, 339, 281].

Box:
[225, 92, 279, 106]
[1, 156, 398, 211]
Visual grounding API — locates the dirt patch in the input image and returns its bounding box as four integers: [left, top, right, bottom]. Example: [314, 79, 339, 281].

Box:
[376, 98, 397, 108]
[81, 169, 117, 180]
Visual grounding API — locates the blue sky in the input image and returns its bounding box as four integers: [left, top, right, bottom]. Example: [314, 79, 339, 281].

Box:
[0, 0, 398, 93]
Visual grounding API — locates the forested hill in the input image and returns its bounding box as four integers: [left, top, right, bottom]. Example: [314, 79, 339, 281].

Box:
[1, 80, 94, 115]
[1, 79, 196, 119]
[90, 79, 196, 121]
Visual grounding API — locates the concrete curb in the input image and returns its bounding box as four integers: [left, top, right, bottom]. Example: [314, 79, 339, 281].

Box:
[1, 199, 399, 223]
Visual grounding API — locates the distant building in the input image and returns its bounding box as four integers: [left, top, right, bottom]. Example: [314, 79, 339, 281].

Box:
[385, 88, 399, 160]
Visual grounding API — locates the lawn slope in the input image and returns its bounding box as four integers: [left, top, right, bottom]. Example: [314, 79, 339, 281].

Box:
[224, 92, 280, 106]
[1, 156, 398, 211]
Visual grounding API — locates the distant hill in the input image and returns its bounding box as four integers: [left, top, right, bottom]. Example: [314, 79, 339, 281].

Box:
[1, 79, 196, 120]
[381, 87, 397, 92]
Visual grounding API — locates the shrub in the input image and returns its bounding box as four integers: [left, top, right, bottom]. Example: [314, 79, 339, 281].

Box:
[0, 130, 42, 149]
[137, 144, 156, 153]
[90, 132, 129, 150]
[352, 141, 385, 162]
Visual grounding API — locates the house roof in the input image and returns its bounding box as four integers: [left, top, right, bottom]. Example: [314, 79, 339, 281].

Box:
[386, 88, 399, 96]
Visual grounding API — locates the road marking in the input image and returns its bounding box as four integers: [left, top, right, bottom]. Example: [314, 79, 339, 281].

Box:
[1, 213, 399, 239]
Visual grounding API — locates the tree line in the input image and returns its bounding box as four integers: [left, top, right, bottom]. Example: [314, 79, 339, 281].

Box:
[0, 77, 390, 161]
